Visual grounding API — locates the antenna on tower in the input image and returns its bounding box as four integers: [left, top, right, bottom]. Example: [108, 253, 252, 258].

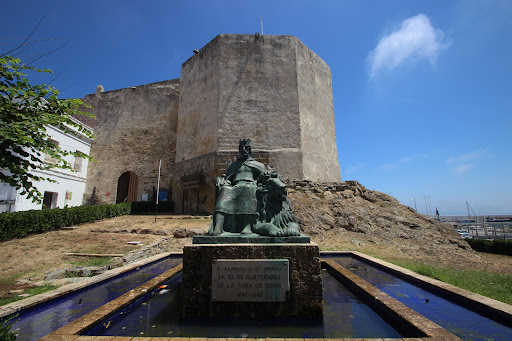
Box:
[261, 17, 264, 35]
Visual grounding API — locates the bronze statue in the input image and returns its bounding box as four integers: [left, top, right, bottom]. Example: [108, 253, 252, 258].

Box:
[209, 139, 301, 237]
[253, 171, 300, 236]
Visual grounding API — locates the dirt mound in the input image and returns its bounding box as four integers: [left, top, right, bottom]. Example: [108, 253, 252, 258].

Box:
[286, 179, 480, 268]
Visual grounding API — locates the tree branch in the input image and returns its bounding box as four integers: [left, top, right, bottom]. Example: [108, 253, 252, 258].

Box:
[26, 39, 70, 66]
[0, 16, 45, 57]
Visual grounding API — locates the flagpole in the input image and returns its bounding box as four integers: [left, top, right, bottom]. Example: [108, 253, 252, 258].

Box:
[155, 160, 161, 223]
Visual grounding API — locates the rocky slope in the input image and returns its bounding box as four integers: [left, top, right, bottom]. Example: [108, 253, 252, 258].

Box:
[285, 179, 480, 268]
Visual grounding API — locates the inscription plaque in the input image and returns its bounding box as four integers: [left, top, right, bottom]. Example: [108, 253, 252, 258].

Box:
[212, 259, 289, 302]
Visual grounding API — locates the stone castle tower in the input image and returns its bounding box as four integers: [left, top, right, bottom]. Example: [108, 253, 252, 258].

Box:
[82, 34, 340, 213]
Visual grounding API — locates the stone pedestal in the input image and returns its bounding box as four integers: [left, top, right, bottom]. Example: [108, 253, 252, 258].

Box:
[181, 243, 323, 318]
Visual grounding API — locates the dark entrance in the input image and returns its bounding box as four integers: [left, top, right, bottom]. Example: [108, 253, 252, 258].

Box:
[181, 173, 202, 214]
[42, 191, 58, 209]
[116, 171, 138, 203]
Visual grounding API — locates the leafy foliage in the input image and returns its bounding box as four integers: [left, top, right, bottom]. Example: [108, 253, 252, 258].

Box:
[466, 238, 512, 256]
[0, 54, 94, 203]
[0, 201, 179, 242]
[0, 203, 132, 242]
[0, 315, 16, 341]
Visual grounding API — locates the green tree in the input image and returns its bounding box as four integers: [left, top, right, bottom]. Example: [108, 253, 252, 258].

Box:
[0, 54, 95, 203]
[0, 314, 17, 340]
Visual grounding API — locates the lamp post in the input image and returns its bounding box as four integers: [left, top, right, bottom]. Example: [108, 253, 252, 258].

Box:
[155, 160, 161, 223]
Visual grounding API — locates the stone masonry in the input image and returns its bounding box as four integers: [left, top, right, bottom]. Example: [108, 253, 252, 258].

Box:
[82, 34, 341, 213]
[181, 243, 323, 318]
[82, 80, 179, 205]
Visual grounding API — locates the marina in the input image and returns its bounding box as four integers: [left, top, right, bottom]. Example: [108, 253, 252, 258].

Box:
[441, 216, 512, 239]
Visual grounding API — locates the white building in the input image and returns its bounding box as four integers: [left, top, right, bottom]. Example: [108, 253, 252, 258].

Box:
[0, 117, 93, 212]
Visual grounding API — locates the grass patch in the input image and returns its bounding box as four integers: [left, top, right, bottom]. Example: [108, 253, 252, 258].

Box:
[70, 257, 113, 267]
[0, 273, 23, 283]
[0, 284, 59, 307]
[390, 260, 512, 305]
[321, 246, 344, 251]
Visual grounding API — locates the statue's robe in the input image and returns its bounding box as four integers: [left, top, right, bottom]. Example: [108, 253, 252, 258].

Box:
[214, 158, 265, 215]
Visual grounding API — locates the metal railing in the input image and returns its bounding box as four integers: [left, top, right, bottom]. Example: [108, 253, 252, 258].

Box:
[455, 222, 512, 240]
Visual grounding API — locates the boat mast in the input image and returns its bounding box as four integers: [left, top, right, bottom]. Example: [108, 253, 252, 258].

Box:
[466, 201, 477, 221]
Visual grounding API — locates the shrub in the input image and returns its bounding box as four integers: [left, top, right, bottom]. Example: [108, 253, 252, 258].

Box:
[0, 203, 131, 242]
[466, 238, 512, 256]
[0, 199, 176, 242]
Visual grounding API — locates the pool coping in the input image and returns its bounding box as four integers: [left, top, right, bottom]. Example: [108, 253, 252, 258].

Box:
[40, 263, 184, 340]
[39, 256, 462, 341]
[3, 250, 511, 340]
[322, 259, 460, 340]
[344, 250, 512, 328]
[0, 251, 182, 319]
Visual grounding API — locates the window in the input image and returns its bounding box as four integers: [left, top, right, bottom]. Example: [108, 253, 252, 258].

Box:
[74, 152, 83, 172]
[44, 139, 59, 164]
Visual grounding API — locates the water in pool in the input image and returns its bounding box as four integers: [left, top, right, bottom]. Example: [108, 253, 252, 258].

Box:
[83, 271, 403, 338]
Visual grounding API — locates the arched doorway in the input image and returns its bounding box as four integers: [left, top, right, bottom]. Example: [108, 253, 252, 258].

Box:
[116, 171, 138, 203]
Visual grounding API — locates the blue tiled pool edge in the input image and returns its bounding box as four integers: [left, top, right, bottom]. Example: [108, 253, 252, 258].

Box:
[0, 251, 181, 320]
[4, 250, 512, 341]
[341, 250, 512, 329]
[44, 260, 459, 340]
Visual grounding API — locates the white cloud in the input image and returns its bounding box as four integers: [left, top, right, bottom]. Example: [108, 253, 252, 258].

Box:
[344, 163, 365, 176]
[447, 148, 488, 164]
[381, 163, 397, 171]
[368, 14, 448, 78]
[400, 153, 427, 163]
[454, 164, 473, 174]
[380, 153, 428, 171]
[447, 148, 488, 174]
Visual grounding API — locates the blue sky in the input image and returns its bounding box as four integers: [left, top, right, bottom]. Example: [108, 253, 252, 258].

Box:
[2, 1, 511, 216]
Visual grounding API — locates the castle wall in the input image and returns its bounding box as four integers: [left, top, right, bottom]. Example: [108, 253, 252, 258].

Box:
[83, 80, 179, 205]
[215, 34, 305, 179]
[216, 35, 302, 153]
[173, 34, 341, 212]
[296, 40, 341, 182]
[176, 34, 308, 181]
[176, 38, 220, 162]
[81, 34, 341, 214]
